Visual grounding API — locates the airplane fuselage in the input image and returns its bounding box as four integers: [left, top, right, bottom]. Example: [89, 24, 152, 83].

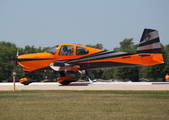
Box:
[17, 44, 163, 72]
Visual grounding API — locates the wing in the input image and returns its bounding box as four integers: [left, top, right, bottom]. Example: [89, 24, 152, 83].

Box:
[49, 62, 80, 72]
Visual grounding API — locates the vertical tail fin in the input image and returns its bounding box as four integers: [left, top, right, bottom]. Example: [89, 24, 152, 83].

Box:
[137, 28, 164, 65]
[136, 28, 161, 54]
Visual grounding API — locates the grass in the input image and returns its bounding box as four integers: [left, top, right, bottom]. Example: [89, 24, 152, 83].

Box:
[0, 90, 169, 120]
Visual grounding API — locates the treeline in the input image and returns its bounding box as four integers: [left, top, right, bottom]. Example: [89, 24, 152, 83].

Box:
[0, 39, 169, 82]
[0, 41, 50, 82]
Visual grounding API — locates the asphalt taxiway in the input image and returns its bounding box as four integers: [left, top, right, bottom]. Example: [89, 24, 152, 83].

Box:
[0, 82, 169, 91]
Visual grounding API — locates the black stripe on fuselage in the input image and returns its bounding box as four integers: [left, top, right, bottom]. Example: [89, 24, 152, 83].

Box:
[68, 51, 134, 64]
[73, 51, 117, 61]
[18, 58, 57, 62]
[79, 61, 142, 70]
[83, 50, 116, 58]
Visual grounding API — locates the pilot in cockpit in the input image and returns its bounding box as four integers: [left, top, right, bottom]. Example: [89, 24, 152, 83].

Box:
[62, 46, 68, 55]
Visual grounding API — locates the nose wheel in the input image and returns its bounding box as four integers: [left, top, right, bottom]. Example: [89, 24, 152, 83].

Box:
[19, 71, 37, 85]
[20, 77, 37, 85]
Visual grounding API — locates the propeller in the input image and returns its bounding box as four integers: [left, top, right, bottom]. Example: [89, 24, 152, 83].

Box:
[11, 50, 19, 72]
[11, 50, 19, 92]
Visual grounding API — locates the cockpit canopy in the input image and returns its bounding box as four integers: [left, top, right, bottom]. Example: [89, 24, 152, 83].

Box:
[46, 45, 58, 55]
[46, 44, 89, 55]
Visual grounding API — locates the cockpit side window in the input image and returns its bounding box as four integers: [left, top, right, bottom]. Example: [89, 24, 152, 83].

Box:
[76, 47, 89, 55]
[59, 45, 74, 56]
[46, 45, 58, 55]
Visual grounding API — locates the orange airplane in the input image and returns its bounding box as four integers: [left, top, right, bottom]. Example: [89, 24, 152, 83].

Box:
[12, 28, 164, 85]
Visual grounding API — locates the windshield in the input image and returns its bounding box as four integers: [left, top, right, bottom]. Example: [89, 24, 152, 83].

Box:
[46, 45, 58, 55]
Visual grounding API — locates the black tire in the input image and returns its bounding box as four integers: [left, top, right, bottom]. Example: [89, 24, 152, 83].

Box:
[22, 81, 34, 85]
[61, 81, 70, 85]
[23, 83, 29, 85]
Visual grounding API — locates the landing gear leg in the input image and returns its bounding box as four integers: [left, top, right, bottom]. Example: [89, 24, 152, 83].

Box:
[59, 71, 66, 77]
[78, 70, 93, 82]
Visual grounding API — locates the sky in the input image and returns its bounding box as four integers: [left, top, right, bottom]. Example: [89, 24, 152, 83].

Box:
[0, 0, 169, 50]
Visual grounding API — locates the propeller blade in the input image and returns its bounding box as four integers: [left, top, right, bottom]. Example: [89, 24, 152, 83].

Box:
[12, 49, 19, 72]
[16, 49, 19, 57]
[14, 61, 18, 71]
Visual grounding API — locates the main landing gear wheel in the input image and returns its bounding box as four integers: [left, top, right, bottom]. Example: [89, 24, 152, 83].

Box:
[57, 76, 79, 85]
[60, 81, 71, 85]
